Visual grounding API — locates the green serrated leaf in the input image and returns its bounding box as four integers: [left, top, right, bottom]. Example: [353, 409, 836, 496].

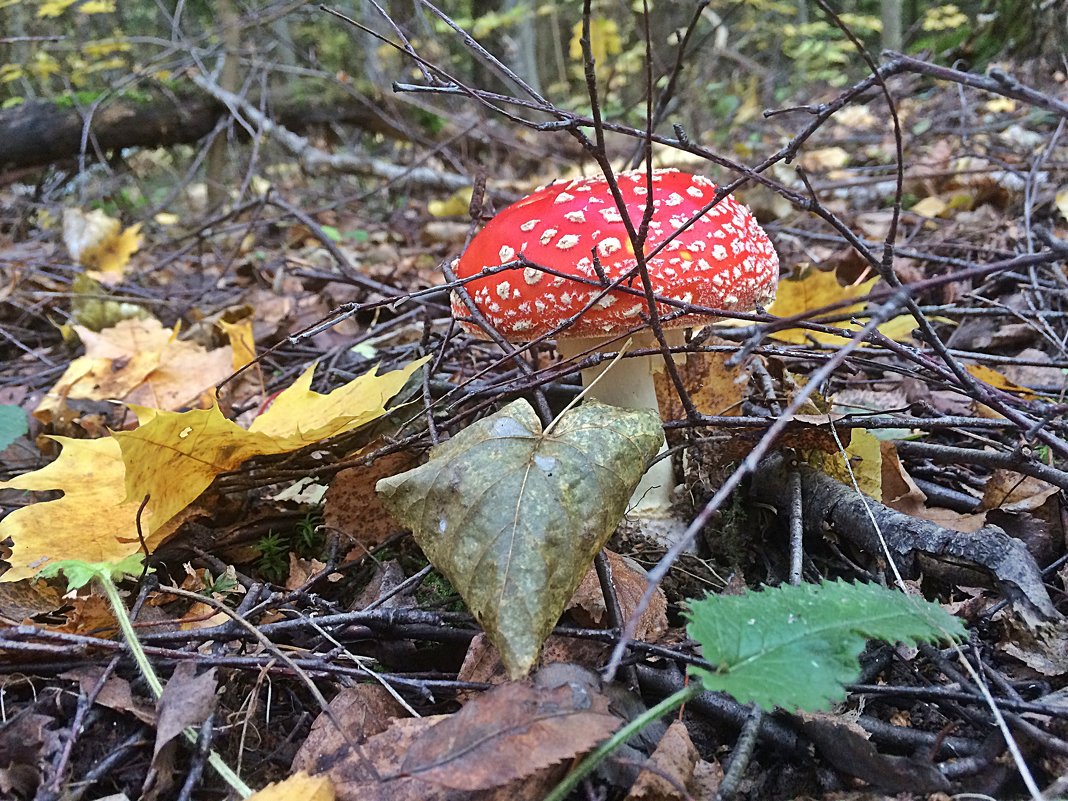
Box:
[0, 405, 28, 450]
[38, 554, 146, 591]
[376, 399, 663, 677]
[686, 580, 966, 712]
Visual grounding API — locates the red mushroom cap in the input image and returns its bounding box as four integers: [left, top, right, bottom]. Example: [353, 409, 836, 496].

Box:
[451, 168, 778, 340]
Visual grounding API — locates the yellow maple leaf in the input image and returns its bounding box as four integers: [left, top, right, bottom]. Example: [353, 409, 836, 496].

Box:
[766, 269, 915, 345]
[2, 359, 428, 581]
[247, 773, 334, 801]
[116, 358, 428, 532]
[0, 437, 141, 582]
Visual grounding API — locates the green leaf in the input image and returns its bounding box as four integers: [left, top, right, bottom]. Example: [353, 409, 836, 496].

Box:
[686, 580, 966, 712]
[0, 405, 28, 450]
[38, 554, 146, 591]
[376, 399, 663, 677]
[320, 225, 342, 242]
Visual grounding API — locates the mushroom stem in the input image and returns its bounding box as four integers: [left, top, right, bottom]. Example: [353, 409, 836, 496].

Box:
[556, 330, 684, 520]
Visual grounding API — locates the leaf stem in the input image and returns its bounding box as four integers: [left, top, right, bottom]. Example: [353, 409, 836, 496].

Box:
[541, 685, 698, 801]
[97, 572, 253, 798]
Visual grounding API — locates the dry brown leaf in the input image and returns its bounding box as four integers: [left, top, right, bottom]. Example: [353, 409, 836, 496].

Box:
[0, 580, 63, 624]
[567, 550, 668, 643]
[653, 340, 750, 426]
[324, 450, 419, 548]
[292, 685, 408, 775]
[880, 441, 927, 516]
[627, 720, 699, 801]
[302, 680, 619, 801]
[981, 469, 1059, 512]
[399, 681, 619, 791]
[59, 667, 155, 725]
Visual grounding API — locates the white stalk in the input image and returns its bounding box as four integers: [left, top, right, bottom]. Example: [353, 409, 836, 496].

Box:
[557, 330, 684, 522]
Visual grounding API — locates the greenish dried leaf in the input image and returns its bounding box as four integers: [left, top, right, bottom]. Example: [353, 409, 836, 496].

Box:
[377, 399, 663, 677]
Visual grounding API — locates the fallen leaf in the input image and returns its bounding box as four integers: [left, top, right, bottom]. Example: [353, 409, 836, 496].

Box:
[217, 317, 257, 370]
[59, 667, 155, 724]
[301, 680, 618, 801]
[324, 450, 420, 548]
[292, 685, 407, 775]
[427, 187, 473, 218]
[153, 662, 218, 763]
[399, 681, 620, 790]
[804, 428, 882, 499]
[2, 360, 425, 580]
[0, 711, 62, 799]
[0, 579, 62, 624]
[116, 358, 427, 533]
[0, 437, 142, 581]
[911, 195, 948, 218]
[966, 363, 1035, 398]
[248, 773, 335, 801]
[765, 269, 915, 345]
[653, 341, 749, 426]
[376, 400, 663, 676]
[34, 317, 233, 425]
[567, 550, 668, 642]
[63, 208, 142, 283]
[627, 720, 700, 801]
[1056, 189, 1068, 222]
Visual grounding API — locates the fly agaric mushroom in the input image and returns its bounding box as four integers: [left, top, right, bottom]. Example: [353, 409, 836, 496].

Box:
[451, 168, 779, 545]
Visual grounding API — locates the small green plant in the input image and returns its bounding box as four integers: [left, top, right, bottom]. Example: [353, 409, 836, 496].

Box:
[37, 557, 252, 798]
[255, 511, 325, 582]
[545, 580, 965, 801]
[256, 531, 289, 583]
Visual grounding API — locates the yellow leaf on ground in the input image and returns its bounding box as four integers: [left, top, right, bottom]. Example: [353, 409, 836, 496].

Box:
[249, 357, 429, 447]
[911, 195, 948, 218]
[247, 773, 334, 801]
[217, 318, 257, 370]
[4, 360, 426, 580]
[0, 437, 141, 582]
[1055, 189, 1068, 222]
[117, 358, 428, 532]
[804, 428, 882, 499]
[428, 187, 473, 218]
[966, 363, 1035, 398]
[62, 208, 141, 283]
[766, 269, 914, 345]
[34, 318, 232, 424]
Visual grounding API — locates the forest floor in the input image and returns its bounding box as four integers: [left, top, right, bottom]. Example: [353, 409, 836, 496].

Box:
[1, 56, 1067, 801]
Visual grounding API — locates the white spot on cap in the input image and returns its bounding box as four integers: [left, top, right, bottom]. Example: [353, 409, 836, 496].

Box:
[540, 227, 557, 245]
[512, 319, 533, 332]
[686, 186, 704, 198]
[712, 244, 728, 260]
[496, 281, 511, 300]
[564, 210, 586, 223]
[599, 208, 623, 223]
[622, 303, 644, 318]
[554, 192, 575, 204]
[499, 245, 515, 262]
[598, 237, 622, 256]
[595, 294, 617, 309]
[664, 193, 684, 207]
[524, 266, 542, 285]
[557, 234, 580, 250]
[520, 219, 539, 232]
